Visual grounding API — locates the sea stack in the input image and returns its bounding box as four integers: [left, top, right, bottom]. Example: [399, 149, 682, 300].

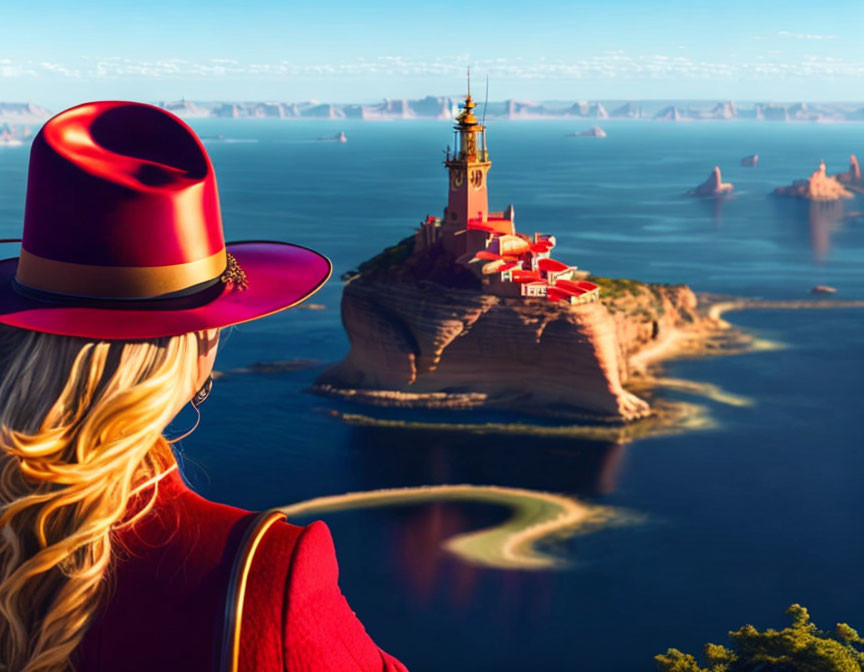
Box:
[688, 166, 734, 197]
[0, 123, 24, 147]
[654, 106, 683, 122]
[741, 154, 759, 167]
[835, 154, 861, 185]
[774, 160, 854, 200]
[315, 84, 716, 422]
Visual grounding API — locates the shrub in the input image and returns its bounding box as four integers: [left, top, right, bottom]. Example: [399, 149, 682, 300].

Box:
[656, 605, 864, 672]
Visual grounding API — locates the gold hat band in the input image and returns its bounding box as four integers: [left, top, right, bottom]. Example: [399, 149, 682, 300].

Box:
[15, 248, 228, 300]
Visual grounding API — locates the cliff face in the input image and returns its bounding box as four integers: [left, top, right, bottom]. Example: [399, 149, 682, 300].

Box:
[317, 251, 703, 421]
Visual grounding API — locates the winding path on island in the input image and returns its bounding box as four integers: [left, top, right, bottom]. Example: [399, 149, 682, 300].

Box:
[280, 485, 624, 570]
[275, 302, 864, 571]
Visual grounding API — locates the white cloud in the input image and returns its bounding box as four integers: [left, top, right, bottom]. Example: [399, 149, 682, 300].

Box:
[2, 53, 864, 83]
[777, 30, 838, 40]
[40, 62, 81, 78]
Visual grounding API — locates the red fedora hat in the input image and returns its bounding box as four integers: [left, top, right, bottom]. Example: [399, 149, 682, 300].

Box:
[0, 101, 331, 339]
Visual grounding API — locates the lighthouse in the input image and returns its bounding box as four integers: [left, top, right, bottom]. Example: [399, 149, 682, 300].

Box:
[441, 77, 503, 257]
[411, 79, 599, 305]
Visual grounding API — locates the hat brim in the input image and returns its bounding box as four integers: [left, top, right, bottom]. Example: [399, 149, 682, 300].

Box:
[0, 241, 332, 339]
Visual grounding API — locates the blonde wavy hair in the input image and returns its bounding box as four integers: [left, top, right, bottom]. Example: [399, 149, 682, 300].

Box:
[0, 324, 215, 672]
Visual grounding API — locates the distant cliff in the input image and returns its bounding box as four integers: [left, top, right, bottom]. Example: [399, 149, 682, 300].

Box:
[8, 99, 864, 123]
[0, 102, 51, 123]
[315, 240, 711, 422]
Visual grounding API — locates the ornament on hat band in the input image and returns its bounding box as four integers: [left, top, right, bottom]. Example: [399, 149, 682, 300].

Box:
[221, 253, 248, 291]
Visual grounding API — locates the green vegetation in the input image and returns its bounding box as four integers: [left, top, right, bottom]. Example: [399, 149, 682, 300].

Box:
[341, 234, 416, 281]
[588, 275, 681, 319]
[587, 275, 647, 301]
[656, 605, 864, 672]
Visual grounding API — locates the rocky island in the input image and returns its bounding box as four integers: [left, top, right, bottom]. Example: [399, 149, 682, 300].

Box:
[317, 131, 348, 143]
[572, 126, 607, 138]
[688, 166, 734, 197]
[774, 160, 853, 200]
[0, 123, 30, 147]
[835, 154, 862, 190]
[315, 90, 719, 422]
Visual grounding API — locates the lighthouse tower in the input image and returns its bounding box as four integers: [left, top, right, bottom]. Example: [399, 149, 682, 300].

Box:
[441, 79, 493, 257]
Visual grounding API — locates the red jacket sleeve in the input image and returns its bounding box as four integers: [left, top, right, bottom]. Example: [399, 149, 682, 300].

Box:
[283, 521, 408, 672]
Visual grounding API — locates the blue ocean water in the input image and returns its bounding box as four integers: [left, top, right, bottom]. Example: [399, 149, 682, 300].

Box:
[1, 119, 863, 670]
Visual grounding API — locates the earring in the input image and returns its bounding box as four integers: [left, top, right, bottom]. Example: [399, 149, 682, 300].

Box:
[167, 375, 214, 445]
[193, 374, 214, 407]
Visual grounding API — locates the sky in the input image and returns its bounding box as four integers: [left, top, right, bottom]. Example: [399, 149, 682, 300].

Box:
[3, 0, 864, 109]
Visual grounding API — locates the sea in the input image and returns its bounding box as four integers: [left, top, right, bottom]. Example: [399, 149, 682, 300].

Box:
[1, 118, 863, 671]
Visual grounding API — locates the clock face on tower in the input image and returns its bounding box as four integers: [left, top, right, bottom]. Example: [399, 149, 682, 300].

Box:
[450, 168, 465, 191]
[470, 168, 484, 189]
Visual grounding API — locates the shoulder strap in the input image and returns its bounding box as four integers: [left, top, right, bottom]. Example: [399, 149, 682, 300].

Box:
[218, 508, 288, 672]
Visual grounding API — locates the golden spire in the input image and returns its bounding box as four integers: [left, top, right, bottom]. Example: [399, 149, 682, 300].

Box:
[456, 66, 479, 127]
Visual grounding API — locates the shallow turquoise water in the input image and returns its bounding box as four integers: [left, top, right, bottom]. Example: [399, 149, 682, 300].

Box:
[1, 119, 863, 670]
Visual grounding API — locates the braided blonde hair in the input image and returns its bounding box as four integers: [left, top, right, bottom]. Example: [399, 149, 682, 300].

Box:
[0, 325, 215, 672]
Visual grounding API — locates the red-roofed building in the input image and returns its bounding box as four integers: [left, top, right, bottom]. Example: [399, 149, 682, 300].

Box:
[521, 281, 548, 298]
[537, 258, 569, 273]
[511, 269, 542, 283]
[412, 88, 598, 306]
[473, 250, 502, 261]
[468, 216, 514, 236]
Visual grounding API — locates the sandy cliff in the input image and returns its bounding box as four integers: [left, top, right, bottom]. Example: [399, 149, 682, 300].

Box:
[315, 243, 709, 421]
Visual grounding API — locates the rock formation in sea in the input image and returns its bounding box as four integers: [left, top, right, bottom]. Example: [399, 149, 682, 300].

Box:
[741, 154, 759, 167]
[573, 126, 607, 138]
[569, 101, 609, 119]
[708, 101, 738, 120]
[688, 166, 734, 197]
[64, 98, 864, 123]
[316, 88, 717, 422]
[0, 102, 51, 123]
[0, 123, 25, 146]
[611, 102, 642, 119]
[158, 99, 211, 118]
[654, 105, 683, 121]
[504, 99, 546, 119]
[316, 131, 347, 143]
[835, 154, 862, 186]
[752, 104, 789, 122]
[773, 160, 854, 200]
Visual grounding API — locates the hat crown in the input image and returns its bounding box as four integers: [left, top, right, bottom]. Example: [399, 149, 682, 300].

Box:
[18, 102, 227, 299]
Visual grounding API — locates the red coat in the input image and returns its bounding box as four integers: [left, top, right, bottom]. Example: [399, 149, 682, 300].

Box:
[76, 469, 408, 672]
